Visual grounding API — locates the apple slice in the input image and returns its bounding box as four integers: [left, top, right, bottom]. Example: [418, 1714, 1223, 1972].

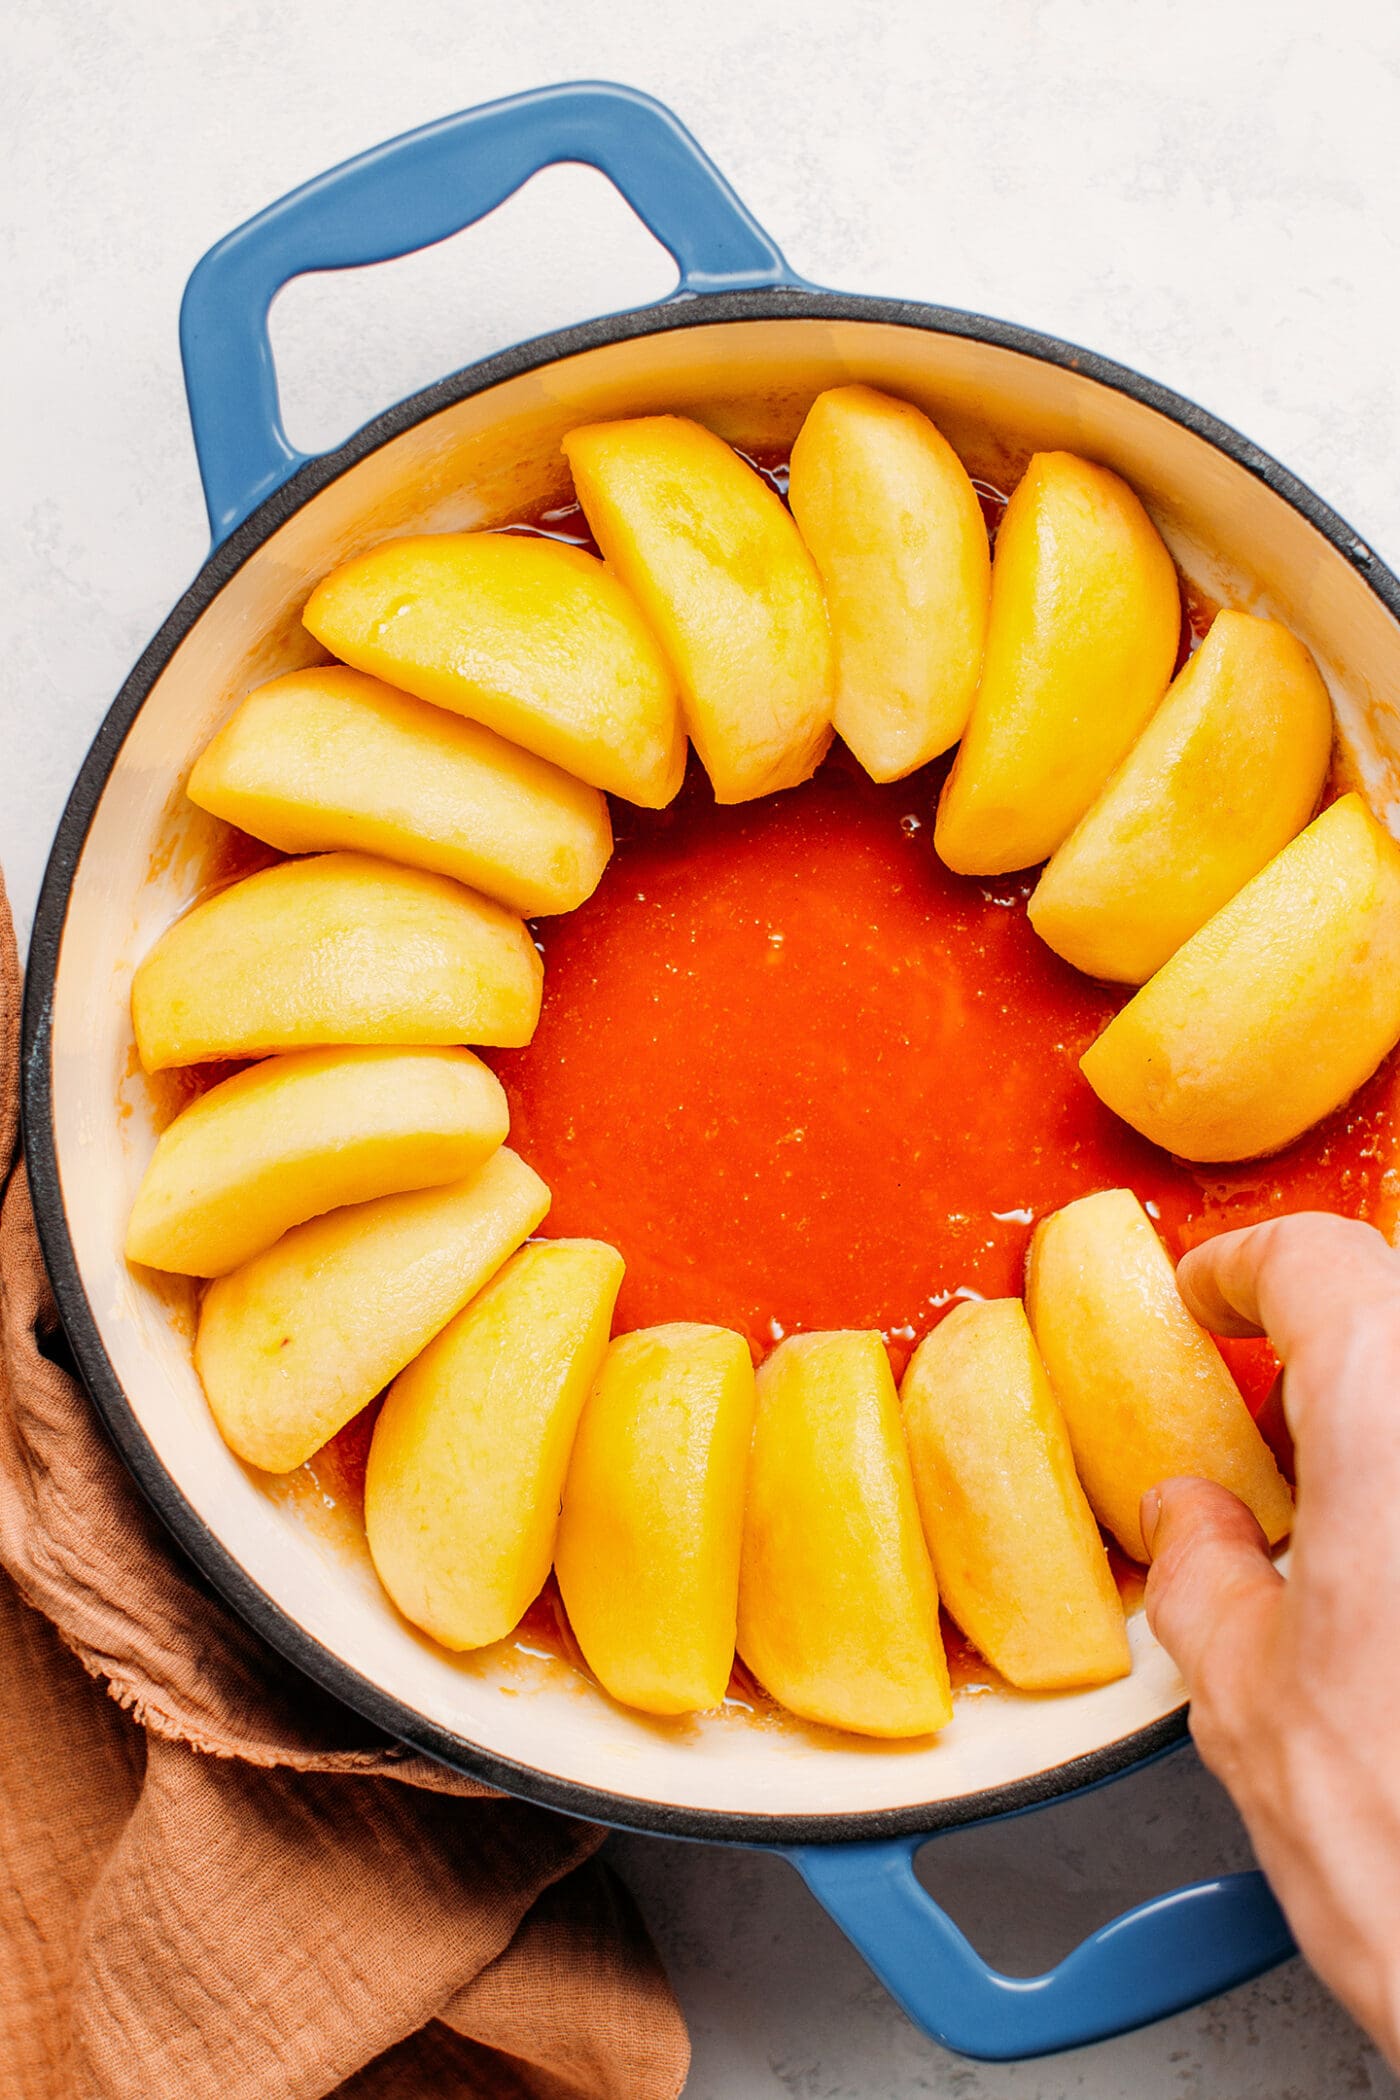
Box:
[737, 1330, 951, 1738]
[365, 1239, 624, 1651]
[563, 416, 834, 803]
[555, 1322, 756, 1715]
[131, 851, 542, 1070]
[788, 385, 990, 780]
[1025, 1188, 1293, 1561]
[935, 452, 1180, 875]
[187, 666, 613, 918]
[1081, 793, 1400, 1160]
[195, 1147, 550, 1474]
[125, 1045, 508, 1277]
[303, 532, 685, 808]
[901, 1299, 1130, 1690]
[1029, 611, 1332, 981]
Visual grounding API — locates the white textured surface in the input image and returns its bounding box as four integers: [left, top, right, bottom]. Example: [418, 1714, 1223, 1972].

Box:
[7, 2, 1400, 2091]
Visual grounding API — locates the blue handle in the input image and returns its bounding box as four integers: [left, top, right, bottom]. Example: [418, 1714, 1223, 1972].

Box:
[180, 80, 798, 545]
[787, 1837, 1293, 2061]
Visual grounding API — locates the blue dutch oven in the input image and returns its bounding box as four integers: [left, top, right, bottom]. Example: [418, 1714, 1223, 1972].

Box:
[30, 78, 1397, 2062]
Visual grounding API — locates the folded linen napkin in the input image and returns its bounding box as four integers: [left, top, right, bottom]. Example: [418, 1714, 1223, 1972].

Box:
[0, 875, 688, 2100]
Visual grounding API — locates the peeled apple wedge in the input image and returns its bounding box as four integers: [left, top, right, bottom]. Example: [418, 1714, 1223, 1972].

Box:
[788, 385, 990, 780]
[563, 416, 834, 803]
[1081, 794, 1400, 1161]
[195, 1147, 550, 1474]
[1029, 611, 1332, 982]
[554, 1323, 756, 1715]
[935, 452, 1180, 875]
[187, 667, 613, 918]
[302, 532, 685, 808]
[125, 1046, 508, 1278]
[1025, 1188, 1293, 1561]
[737, 1331, 951, 1738]
[365, 1239, 624, 1651]
[131, 851, 542, 1070]
[901, 1300, 1130, 1690]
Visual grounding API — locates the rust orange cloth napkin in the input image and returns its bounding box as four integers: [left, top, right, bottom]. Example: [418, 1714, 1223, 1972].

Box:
[0, 875, 689, 2100]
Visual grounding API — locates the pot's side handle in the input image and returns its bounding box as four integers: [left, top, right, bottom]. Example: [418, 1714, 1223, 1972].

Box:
[179, 80, 799, 546]
[786, 1837, 1293, 2061]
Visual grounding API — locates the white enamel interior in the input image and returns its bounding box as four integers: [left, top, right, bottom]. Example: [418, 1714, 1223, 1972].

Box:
[48, 315, 1400, 1824]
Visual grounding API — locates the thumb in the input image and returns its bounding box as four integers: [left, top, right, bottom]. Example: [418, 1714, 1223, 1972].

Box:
[1143, 1476, 1283, 1697]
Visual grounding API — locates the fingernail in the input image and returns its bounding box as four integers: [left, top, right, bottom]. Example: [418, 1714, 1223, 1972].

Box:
[1140, 1487, 1163, 1555]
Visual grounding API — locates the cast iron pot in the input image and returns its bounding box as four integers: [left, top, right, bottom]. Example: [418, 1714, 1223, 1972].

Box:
[25, 80, 1400, 2061]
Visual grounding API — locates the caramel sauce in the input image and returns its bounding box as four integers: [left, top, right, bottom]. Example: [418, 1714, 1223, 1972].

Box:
[487, 740, 1395, 1364]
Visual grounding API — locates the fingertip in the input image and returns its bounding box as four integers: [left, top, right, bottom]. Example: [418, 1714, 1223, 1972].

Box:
[1140, 1485, 1163, 1555]
[1176, 1232, 1267, 1338]
[1143, 1477, 1281, 1691]
[1177, 1213, 1400, 1357]
[1145, 1474, 1270, 1567]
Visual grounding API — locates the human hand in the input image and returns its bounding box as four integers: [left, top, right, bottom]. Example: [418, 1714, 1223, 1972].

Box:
[1144, 1211, 1400, 2064]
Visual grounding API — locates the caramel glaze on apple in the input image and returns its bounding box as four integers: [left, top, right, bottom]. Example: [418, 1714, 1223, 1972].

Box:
[190, 449, 1396, 1708]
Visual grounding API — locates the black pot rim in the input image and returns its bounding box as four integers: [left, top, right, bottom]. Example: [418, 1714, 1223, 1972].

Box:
[21, 284, 1387, 1846]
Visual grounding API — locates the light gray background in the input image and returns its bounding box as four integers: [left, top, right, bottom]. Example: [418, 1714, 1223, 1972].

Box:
[7, 3, 1400, 2093]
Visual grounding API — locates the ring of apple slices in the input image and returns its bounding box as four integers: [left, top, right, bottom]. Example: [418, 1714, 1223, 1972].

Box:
[124, 390, 1397, 1740]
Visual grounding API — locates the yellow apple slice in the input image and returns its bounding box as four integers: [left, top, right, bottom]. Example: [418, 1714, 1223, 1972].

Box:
[901, 1299, 1130, 1690]
[563, 416, 834, 803]
[554, 1322, 756, 1715]
[195, 1147, 550, 1474]
[303, 532, 685, 808]
[187, 667, 613, 918]
[365, 1239, 624, 1650]
[1025, 1188, 1293, 1561]
[125, 1045, 508, 1277]
[131, 851, 542, 1070]
[935, 452, 1180, 875]
[1029, 611, 1332, 981]
[737, 1330, 951, 1738]
[788, 384, 990, 780]
[1081, 793, 1400, 1160]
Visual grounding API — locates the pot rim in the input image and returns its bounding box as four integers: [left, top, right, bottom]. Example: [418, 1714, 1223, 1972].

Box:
[21, 284, 1384, 1843]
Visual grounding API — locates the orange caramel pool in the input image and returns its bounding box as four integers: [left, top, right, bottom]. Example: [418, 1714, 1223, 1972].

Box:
[487, 741, 1396, 1385]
